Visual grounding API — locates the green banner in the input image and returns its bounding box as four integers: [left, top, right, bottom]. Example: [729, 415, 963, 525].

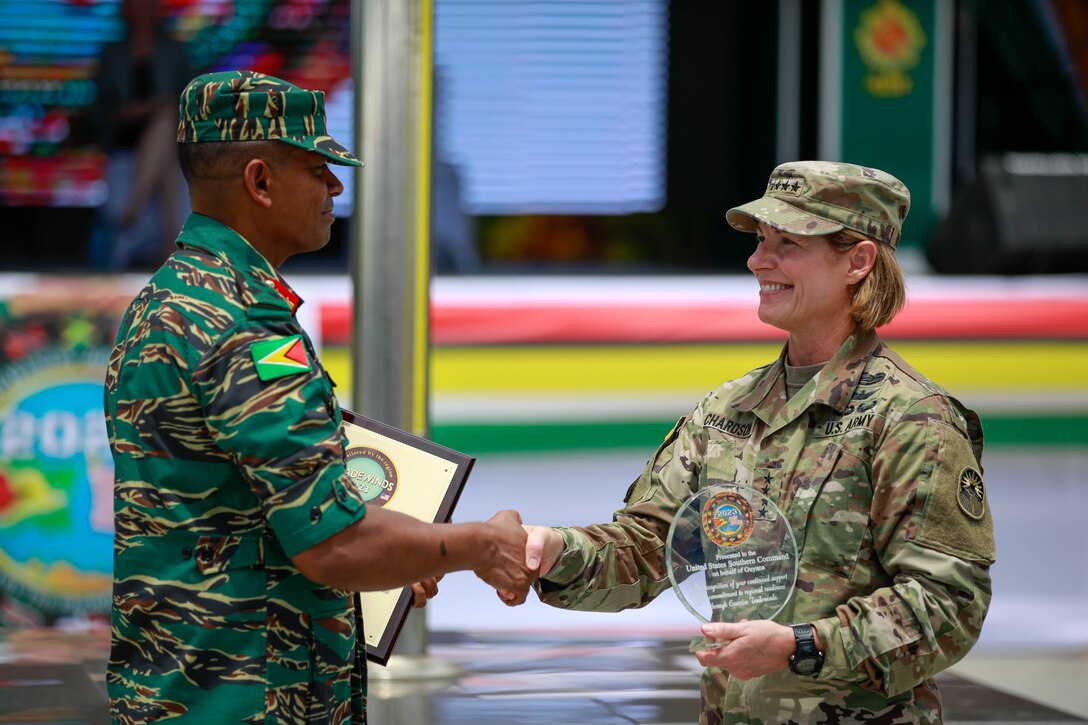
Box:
[830, 0, 949, 250]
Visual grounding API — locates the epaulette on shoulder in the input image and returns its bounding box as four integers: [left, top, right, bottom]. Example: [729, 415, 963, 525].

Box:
[875, 344, 949, 399]
[874, 344, 982, 452]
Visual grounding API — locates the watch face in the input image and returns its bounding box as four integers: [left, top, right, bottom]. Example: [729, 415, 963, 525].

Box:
[792, 655, 820, 676]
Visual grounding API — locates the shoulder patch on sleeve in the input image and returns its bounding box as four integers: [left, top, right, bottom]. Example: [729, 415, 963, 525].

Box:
[956, 467, 986, 520]
[914, 421, 995, 564]
[251, 335, 312, 380]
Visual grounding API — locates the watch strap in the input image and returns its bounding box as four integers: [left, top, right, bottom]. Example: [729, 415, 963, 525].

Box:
[788, 623, 824, 676]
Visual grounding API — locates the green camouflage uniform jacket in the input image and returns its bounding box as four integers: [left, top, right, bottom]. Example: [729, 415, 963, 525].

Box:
[539, 331, 995, 725]
[104, 213, 369, 724]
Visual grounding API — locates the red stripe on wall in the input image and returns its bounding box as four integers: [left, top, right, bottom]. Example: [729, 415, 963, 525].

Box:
[319, 298, 1088, 346]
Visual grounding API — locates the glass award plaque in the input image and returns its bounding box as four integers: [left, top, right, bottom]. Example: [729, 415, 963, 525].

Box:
[666, 484, 798, 638]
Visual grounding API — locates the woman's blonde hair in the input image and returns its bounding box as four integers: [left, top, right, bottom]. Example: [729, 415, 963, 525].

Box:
[827, 229, 905, 332]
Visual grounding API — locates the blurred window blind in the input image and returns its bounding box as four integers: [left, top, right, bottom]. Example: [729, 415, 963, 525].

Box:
[434, 0, 669, 215]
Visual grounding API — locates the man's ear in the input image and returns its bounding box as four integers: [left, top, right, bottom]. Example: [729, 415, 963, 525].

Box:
[242, 158, 274, 208]
[846, 239, 877, 283]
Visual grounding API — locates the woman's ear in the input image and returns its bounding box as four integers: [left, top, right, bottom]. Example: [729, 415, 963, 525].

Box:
[846, 239, 877, 283]
[242, 158, 274, 208]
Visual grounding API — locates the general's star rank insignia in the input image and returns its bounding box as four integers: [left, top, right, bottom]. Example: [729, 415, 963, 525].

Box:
[957, 467, 986, 520]
[251, 335, 312, 381]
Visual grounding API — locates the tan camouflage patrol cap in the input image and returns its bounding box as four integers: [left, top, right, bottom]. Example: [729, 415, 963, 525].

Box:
[176, 70, 362, 167]
[726, 161, 910, 248]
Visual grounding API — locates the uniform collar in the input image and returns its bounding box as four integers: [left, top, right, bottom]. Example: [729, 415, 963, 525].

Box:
[176, 213, 305, 315]
[734, 330, 882, 419]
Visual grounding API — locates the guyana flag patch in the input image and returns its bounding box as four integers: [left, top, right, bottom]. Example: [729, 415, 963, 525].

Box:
[251, 335, 312, 381]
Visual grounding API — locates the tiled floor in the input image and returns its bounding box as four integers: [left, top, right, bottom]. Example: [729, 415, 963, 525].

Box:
[3, 628, 1083, 724]
[369, 632, 1088, 725]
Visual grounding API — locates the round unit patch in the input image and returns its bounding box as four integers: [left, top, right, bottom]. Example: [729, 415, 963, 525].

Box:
[701, 490, 754, 547]
[957, 467, 986, 520]
[345, 447, 398, 507]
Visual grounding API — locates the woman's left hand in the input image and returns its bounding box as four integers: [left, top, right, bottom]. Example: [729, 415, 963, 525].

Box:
[694, 620, 797, 680]
[410, 575, 443, 608]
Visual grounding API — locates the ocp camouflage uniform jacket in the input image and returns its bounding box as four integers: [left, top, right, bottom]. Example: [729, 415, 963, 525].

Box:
[538, 331, 995, 725]
[104, 213, 369, 723]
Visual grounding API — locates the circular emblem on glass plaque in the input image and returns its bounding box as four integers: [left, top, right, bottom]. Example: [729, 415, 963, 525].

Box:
[701, 490, 754, 547]
[666, 484, 798, 625]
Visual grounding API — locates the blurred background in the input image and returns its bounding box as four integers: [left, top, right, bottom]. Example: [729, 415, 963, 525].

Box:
[1, 0, 1087, 721]
[7, 0, 1088, 275]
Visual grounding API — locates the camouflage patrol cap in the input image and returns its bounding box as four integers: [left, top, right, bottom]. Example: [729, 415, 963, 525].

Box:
[176, 70, 362, 167]
[726, 161, 910, 248]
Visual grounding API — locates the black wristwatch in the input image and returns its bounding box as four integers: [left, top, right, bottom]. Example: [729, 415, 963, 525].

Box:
[788, 623, 824, 677]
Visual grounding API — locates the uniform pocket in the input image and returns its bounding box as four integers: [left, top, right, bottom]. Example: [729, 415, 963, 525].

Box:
[193, 533, 264, 576]
[111, 534, 267, 716]
[698, 432, 737, 488]
[309, 605, 357, 722]
[795, 443, 871, 579]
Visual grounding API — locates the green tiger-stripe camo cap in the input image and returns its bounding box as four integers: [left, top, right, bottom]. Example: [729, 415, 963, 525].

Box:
[726, 161, 910, 248]
[177, 70, 362, 167]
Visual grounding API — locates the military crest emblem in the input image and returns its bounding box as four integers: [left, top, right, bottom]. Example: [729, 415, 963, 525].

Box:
[701, 490, 754, 547]
[957, 467, 986, 520]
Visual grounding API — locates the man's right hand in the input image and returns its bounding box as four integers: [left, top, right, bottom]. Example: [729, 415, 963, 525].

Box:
[293, 505, 536, 598]
[474, 509, 533, 605]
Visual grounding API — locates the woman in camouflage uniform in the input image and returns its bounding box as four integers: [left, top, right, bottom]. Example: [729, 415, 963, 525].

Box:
[521, 161, 995, 724]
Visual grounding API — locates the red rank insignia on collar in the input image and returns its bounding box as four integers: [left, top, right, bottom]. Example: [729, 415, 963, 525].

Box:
[272, 278, 302, 315]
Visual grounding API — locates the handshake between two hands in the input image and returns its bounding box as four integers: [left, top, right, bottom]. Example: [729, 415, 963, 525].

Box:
[486, 510, 563, 607]
[408, 509, 563, 609]
[405, 509, 794, 680]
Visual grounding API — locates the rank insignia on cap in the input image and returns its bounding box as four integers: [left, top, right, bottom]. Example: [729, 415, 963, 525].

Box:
[251, 335, 312, 381]
[957, 467, 986, 520]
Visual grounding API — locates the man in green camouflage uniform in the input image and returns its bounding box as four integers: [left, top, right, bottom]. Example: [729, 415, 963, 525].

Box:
[523, 162, 995, 724]
[105, 71, 531, 723]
